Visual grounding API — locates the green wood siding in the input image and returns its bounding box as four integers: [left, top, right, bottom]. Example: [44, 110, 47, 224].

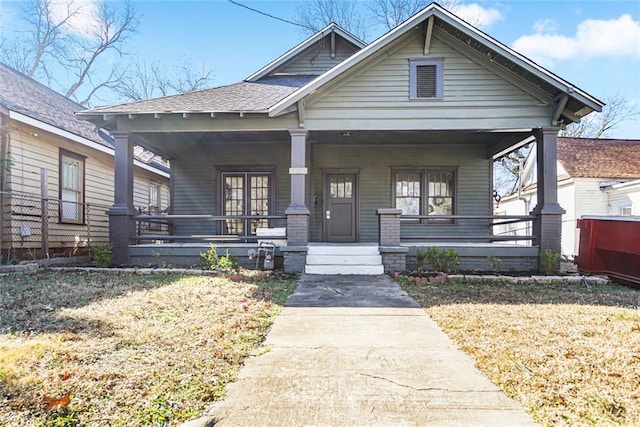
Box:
[310, 143, 491, 242]
[276, 36, 360, 76]
[305, 27, 553, 130]
[171, 141, 292, 236]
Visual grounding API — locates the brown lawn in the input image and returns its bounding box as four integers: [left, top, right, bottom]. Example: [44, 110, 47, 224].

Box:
[400, 276, 640, 426]
[0, 270, 296, 426]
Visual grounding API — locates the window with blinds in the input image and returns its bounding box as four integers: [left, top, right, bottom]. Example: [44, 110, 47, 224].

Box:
[409, 59, 443, 99]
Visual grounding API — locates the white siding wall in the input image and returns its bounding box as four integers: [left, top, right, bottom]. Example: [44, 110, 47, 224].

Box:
[607, 186, 640, 215]
[278, 36, 359, 76]
[3, 121, 168, 250]
[305, 27, 552, 130]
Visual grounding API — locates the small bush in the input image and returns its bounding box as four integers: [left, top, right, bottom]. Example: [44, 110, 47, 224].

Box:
[425, 247, 459, 273]
[91, 243, 112, 267]
[540, 249, 561, 275]
[218, 250, 239, 272]
[200, 244, 219, 270]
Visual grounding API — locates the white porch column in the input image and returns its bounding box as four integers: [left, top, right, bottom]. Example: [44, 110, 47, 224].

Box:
[532, 128, 565, 271]
[108, 131, 135, 265]
[285, 129, 309, 247]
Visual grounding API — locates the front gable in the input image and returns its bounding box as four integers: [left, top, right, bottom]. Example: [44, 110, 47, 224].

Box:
[303, 25, 553, 130]
[247, 24, 364, 82]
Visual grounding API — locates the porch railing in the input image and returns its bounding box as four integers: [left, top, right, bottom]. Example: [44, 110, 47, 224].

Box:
[132, 214, 287, 243]
[398, 214, 535, 244]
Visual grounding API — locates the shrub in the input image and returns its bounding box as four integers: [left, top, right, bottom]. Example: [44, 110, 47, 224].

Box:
[90, 243, 112, 267]
[540, 249, 561, 275]
[425, 247, 460, 273]
[200, 244, 219, 270]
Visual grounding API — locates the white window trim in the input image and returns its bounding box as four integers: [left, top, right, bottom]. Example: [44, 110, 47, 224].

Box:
[409, 58, 444, 99]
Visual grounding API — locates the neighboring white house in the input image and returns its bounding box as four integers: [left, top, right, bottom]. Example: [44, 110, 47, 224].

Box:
[498, 137, 640, 258]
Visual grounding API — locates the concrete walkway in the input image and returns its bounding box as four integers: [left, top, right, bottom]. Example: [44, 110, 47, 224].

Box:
[194, 274, 537, 426]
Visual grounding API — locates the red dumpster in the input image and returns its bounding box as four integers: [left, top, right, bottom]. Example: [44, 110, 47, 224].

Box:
[575, 216, 640, 286]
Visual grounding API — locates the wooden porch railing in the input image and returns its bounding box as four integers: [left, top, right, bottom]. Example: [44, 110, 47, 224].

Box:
[398, 214, 536, 243]
[132, 214, 287, 243]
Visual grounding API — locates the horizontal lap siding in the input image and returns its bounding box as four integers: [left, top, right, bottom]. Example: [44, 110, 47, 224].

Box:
[278, 37, 359, 76]
[171, 141, 291, 236]
[311, 143, 490, 242]
[306, 28, 550, 129]
[3, 122, 168, 249]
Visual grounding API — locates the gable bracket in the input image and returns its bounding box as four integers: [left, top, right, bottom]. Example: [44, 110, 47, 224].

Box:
[331, 32, 336, 59]
[423, 16, 434, 55]
[297, 100, 305, 128]
[552, 94, 569, 125]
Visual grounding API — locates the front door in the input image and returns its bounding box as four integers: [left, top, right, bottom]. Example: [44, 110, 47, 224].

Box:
[324, 173, 357, 242]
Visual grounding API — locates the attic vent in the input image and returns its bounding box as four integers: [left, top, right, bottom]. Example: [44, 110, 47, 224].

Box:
[410, 59, 443, 99]
[416, 65, 436, 98]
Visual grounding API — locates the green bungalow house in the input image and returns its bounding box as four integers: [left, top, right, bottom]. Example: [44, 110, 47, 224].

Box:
[77, 3, 603, 274]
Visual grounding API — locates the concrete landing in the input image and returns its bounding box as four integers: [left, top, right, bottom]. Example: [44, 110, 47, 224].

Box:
[192, 274, 537, 426]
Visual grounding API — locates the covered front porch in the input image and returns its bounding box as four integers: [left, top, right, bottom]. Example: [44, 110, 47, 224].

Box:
[106, 127, 560, 273]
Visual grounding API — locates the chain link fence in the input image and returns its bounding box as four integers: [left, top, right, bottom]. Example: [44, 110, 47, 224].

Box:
[0, 191, 111, 262]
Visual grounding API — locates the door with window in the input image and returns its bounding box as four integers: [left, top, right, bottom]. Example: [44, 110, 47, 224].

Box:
[222, 172, 271, 237]
[324, 172, 357, 242]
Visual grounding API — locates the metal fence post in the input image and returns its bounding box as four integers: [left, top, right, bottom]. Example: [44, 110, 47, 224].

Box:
[40, 168, 49, 258]
[86, 202, 91, 252]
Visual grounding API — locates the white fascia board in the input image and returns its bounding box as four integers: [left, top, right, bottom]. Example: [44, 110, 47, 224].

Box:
[601, 179, 640, 192]
[246, 23, 366, 82]
[9, 110, 169, 179]
[269, 3, 603, 117]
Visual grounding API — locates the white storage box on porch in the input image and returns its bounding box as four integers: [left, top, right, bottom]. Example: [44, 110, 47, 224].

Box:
[256, 227, 287, 247]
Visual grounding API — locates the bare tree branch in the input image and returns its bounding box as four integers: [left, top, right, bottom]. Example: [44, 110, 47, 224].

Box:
[295, 0, 369, 41]
[368, 0, 429, 30]
[112, 60, 213, 102]
[63, 1, 139, 99]
[561, 94, 640, 139]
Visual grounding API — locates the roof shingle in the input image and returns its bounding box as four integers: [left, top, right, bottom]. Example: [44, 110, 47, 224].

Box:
[84, 75, 317, 115]
[0, 63, 111, 147]
[558, 137, 640, 179]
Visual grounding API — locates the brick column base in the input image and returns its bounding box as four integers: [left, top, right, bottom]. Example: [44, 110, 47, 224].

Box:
[379, 246, 408, 273]
[108, 206, 134, 266]
[377, 208, 402, 246]
[282, 246, 308, 273]
[535, 210, 564, 273]
[285, 207, 309, 247]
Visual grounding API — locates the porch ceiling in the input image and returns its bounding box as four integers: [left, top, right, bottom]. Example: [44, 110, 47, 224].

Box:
[133, 129, 533, 160]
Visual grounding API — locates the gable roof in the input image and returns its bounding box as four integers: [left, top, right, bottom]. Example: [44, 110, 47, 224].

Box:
[0, 62, 168, 177]
[83, 75, 316, 115]
[268, 3, 603, 119]
[0, 63, 112, 148]
[246, 23, 365, 82]
[557, 137, 640, 179]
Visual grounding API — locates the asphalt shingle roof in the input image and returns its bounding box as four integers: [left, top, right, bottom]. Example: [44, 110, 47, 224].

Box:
[558, 137, 640, 179]
[85, 75, 317, 115]
[0, 63, 111, 147]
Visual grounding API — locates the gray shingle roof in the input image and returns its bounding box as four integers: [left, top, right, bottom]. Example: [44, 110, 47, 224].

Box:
[84, 75, 317, 115]
[0, 63, 111, 148]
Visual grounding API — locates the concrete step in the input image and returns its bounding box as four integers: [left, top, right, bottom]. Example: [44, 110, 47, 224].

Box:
[305, 264, 385, 275]
[307, 245, 380, 256]
[306, 254, 382, 266]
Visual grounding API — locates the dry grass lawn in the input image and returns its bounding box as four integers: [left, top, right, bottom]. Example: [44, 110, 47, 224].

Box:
[400, 277, 640, 426]
[0, 270, 297, 426]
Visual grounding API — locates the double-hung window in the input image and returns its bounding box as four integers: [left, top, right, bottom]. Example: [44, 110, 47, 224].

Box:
[393, 168, 456, 223]
[221, 170, 273, 236]
[59, 150, 85, 223]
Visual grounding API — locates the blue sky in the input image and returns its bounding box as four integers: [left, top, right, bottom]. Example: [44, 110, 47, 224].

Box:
[1, 0, 639, 137]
